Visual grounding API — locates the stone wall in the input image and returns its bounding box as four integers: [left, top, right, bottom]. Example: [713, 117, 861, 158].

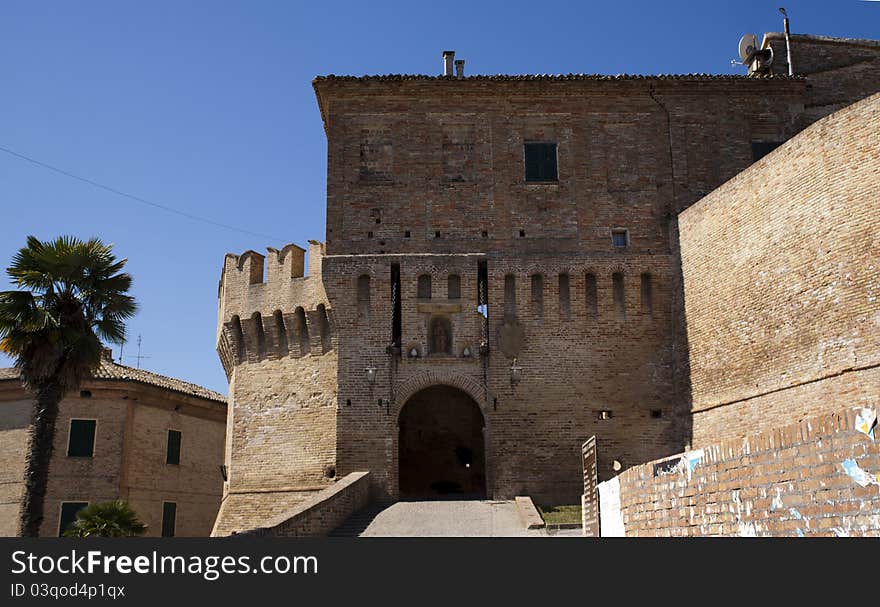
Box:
[680, 92, 880, 446]
[599, 405, 880, 537]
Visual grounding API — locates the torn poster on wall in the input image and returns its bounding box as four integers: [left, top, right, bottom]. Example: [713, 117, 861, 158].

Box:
[598, 476, 625, 537]
[855, 407, 877, 440]
[841, 458, 880, 489]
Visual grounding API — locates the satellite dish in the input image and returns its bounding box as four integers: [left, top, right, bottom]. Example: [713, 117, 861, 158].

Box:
[738, 33, 759, 62]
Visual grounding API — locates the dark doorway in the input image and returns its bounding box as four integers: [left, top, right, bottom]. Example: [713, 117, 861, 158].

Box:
[398, 385, 486, 499]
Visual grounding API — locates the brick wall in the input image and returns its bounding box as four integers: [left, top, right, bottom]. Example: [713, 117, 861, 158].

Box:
[312, 76, 806, 503]
[601, 405, 880, 536]
[763, 33, 880, 127]
[680, 92, 880, 446]
[241, 471, 371, 537]
[0, 393, 30, 536]
[0, 378, 226, 537]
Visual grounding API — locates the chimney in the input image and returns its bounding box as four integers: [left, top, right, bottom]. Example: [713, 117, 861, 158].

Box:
[455, 59, 465, 78]
[101, 347, 114, 363]
[442, 50, 455, 76]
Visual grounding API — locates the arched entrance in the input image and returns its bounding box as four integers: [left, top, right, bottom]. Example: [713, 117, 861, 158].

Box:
[398, 385, 486, 499]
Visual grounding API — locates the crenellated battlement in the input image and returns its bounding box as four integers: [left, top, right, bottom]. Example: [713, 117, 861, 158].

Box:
[216, 241, 334, 378]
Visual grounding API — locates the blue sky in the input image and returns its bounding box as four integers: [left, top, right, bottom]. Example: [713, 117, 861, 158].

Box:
[1, 1, 877, 394]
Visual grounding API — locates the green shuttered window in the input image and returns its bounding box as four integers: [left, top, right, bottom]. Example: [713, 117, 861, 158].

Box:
[162, 502, 177, 537]
[524, 142, 558, 182]
[67, 419, 96, 457]
[166, 430, 181, 465]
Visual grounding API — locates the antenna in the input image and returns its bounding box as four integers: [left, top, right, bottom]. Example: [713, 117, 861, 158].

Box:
[125, 334, 151, 369]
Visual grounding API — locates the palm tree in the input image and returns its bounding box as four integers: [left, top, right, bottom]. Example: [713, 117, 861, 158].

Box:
[63, 500, 147, 537]
[0, 236, 137, 537]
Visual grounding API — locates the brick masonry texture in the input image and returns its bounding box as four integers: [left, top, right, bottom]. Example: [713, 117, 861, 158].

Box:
[215, 34, 880, 533]
[680, 92, 880, 446]
[238, 471, 370, 537]
[605, 406, 880, 537]
[763, 33, 880, 128]
[0, 362, 226, 537]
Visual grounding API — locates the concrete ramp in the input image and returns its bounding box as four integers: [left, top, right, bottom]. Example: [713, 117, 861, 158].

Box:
[330, 500, 552, 537]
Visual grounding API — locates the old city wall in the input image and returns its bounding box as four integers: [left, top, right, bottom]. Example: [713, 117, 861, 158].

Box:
[680, 93, 880, 447]
[599, 405, 880, 537]
[317, 77, 806, 502]
[214, 241, 338, 534]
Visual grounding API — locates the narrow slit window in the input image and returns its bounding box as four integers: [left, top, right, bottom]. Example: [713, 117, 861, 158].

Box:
[391, 263, 402, 348]
[477, 261, 489, 347]
[612, 273, 626, 320]
[417, 274, 432, 299]
[357, 275, 371, 320]
[504, 274, 517, 320]
[559, 273, 571, 321]
[641, 273, 653, 317]
[585, 273, 598, 319]
[447, 274, 461, 300]
[531, 274, 544, 319]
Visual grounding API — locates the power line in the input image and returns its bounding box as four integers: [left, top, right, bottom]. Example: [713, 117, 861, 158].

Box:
[0, 144, 286, 242]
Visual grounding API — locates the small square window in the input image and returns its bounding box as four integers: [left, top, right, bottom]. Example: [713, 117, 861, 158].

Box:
[524, 142, 558, 182]
[67, 419, 96, 457]
[161, 502, 177, 537]
[166, 430, 181, 465]
[611, 229, 628, 248]
[597, 410, 613, 420]
[59, 502, 88, 536]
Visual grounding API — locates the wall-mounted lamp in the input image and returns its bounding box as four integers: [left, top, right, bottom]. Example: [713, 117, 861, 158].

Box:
[364, 367, 378, 385]
[409, 347, 420, 358]
[220, 464, 228, 481]
[509, 358, 522, 386]
[462, 346, 472, 358]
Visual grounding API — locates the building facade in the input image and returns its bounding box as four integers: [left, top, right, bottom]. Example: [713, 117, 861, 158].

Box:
[213, 32, 880, 535]
[0, 352, 226, 537]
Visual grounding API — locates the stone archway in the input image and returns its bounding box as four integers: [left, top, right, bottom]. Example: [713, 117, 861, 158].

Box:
[397, 385, 487, 499]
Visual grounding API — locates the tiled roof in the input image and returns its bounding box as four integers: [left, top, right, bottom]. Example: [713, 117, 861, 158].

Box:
[0, 360, 226, 404]
[314, 73, 803, 83]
